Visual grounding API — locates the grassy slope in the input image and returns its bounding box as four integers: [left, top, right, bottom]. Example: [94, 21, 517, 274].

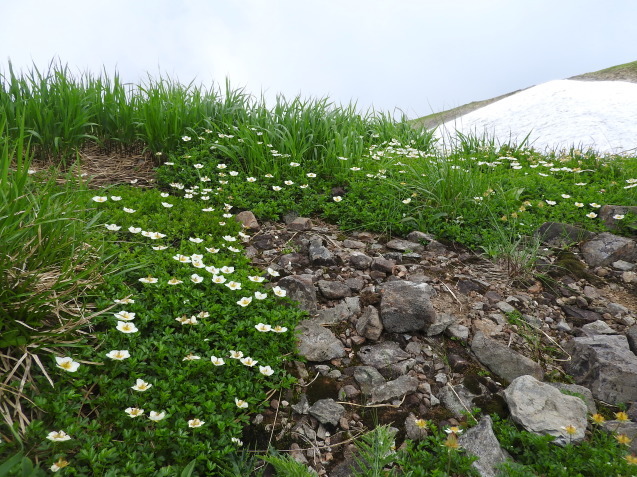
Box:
[411, 60, 637, 130]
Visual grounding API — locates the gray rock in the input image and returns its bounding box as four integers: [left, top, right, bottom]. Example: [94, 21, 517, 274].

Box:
[314, 297, 360, 325]
[459, 415, 512, 477]
[496, 301, 516, 314]
[380, 280, 437, 333]
[288, 217, 313, 231]
[349, 252, 373, 270]
[471, 332, 544, 383]
[343, 239, 366, 249]
[370, 375, 419, 403]
[548, 383, 597, 415]
[438, 384, 479, 418]
[581, 320, 616, 336]
[353, 366, 386, 395]
[371, 257, 396, 274]
[564, 334, 637, 405]
[426, 312, 457, 337]
[406, 230, 435, 242]
[504, 375, 588, 444]
[318, 280, 351, 300]
[405, 413, 429, 441]
[535, 222, 595, 247]
[235, 210, 260, 231]
[296, 320, 346, 362]
[613, 260, 636, 271]
[291, 394, 310, 414]
[278, 274, 317, 314]
[308, 399, 345, 426]
[358, 342, 413, 377]
[561, 305, 602, 325]
[355, 306, 383, 341]
[627, 325, 637, 355]
[277, 252, 309, 269]
[385, 239, 424, 253]
[446, 323, 470, 341]
[580, 232, 637, 268]
[309, 236, 336, 266]
[457, 278, 489, 295]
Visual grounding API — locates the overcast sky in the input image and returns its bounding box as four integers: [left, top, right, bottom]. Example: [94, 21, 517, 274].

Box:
[2, 0, 636, 118]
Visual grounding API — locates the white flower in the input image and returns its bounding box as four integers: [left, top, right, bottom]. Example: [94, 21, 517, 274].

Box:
[613, 214, 625, 220]
[272, 286, 287, 297]
[149, 411, 166, 421]
[131, 379, 152, 392]
[160, 192, 170, 198]
[240, 356, 258, 367]
[173, 254, 192, 263]
[561, 194, 571, 199]
[123, 207, 136, 213]
[249, 275, 265, 283]
[247, 177, 257, 182]
[125, 407, 144, 418]
[106, 350, 130, 360]
[92, 196, 108, 203]
[189, 237, 204, 243]
[589, 203, 601, 208]
[116, 321, 138, 333]
[212, 275, 226, 284]
[206, 247, 220, 254]
[114, 311, 135, 321]
[223, 213, 233, 218]
[191, 274, 204, 284]
[152, 245, 168, 251]
[188, 418, 204, 428]
[231, 437, 243, 446]
[235, 398, 248, 409]
[220, 266, 235, 274]
[272, 186, 282, 191]
[255, 323, 271, 332]
[586, 212, 598, 218]
[50, 458, 69, 472]
[161, 202, 173, 208]
[229, 171, 239, 176]
[105, 224, 121, 231]
[217, 163, 227, 169]
[148, 232, 166, 240]
[114, 297, 134, 304]
[55, 357, 80, 372]
[265, 173, 274, 178]
[202, 207, 215, 212]
[284, 180, 294, 185]
[229, 350, 244, 359]
[129, 226, 142, 233]
[306, 173, 316, 178]
[300, 184, 309, 189]
[546, 200, 557, 205]
[574, 202, 584, 208]
[139, 276, 158, 284]
[227, 246, 241, 253]
[350, 167, 361, 171]
[167, 277, 183, 285]
[402, 198, 411, 204]
[182, 136, 191, 142]
[333, 196, 342, 202]
[210, 356, 225, 366]
[267, 267, 280, 277]
[272, 325, 288, 333]
[254, 291, 267, 300]
[290, 162, 300, 167]
[47, 430, 72, 442]
[222, 235, 237, 242]
[259, 365, 275, 376]
[225, 281, 242, 290]
[237, 297, 252, 307]
[193, 163, 204, 169]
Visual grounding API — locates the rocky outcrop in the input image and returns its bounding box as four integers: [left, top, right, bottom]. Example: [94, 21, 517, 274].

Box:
[580, 232, 636, 268]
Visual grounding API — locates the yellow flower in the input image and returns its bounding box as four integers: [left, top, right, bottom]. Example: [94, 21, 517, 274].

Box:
[616, 434, 632, 446]
[561, 425, 577, 435]
[50, 458, 70, 472]
[414, 419, 428, 430]
[625, 454, 637, 465]
[590, 413, 605, 425]
[615, 412, 630, 422]
[443, 433, 460, 450]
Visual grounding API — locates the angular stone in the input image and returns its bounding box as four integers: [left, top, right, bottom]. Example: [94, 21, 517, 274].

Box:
[355, 306, 383, 341]
[471, 332, 543, 383]
[380, 280, 437, 333]
[581, 320, 616, 336]
[235, 210, 260, 231]
[309, 237, 336, 266]
[613, 260, 636, 271]
[535, 222, 595, 247]
[278, 274, 317, 314]
[627, 325, 637, 355]
[504, 375, 588, 445]
[296, 320, 346, 362]
[353, 366, 386, 395]
[288, 217, 313, 231]
[314, 297, 360, 325]
[561, 305, 602, 325]
[370, 375, 419, 403]
[457, 278, 489, 295]
[580, 232, 637, 268]
[446, 323, 470, 341]
[385, 239, 424, 253]
[318, 280, 351, 300]
[426, 312, 456, 337]
[349, 252, 373, 270]
[308, 399, 345, 426]
[438, 384, 479, 418]
[277, 252, 309, 269]
[291, 394, 310, 415]
[459, 415, 511, 477]
[371, 257, 395, 274]
[358, 341, 412, 377]
[405, 413, 428, 441]
[343, 239, 366, 249]
[564, 334, 637, 405]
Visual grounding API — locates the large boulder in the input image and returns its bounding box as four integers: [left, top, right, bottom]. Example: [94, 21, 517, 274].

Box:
[504, 375, 588, 445]
[471, 332, 543, 384]
[380, 280, 437, 333]
[580, 232, 636, 268]
[278, 274, 317, 314]
[535, 222, 595, 247]
[563, 334, 637, 405]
